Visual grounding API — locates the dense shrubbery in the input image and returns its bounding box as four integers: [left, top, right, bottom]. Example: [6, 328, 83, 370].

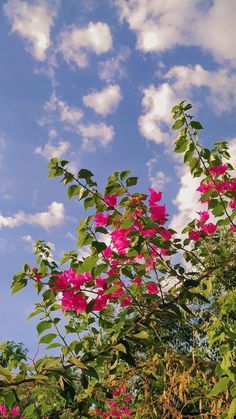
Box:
[0, 103, 236, 418]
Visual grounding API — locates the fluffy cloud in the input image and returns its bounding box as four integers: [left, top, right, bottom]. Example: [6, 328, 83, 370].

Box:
[3, 0, 59, 61]
[83, 85, 122, 116]
[39, 92, 83, 131]
[139, 83, 179, 144]
[115, 0, 236, 68]
[35, 140, 70, 160]
[79, 123, 115, 151]
[139, 64, 236, 144]
[146, 158, 170, 190]
[0, 202, 64, 230]
[59, 22, 112, 68]
[165, 65, 236, 114]
[98, 47, 130, 81]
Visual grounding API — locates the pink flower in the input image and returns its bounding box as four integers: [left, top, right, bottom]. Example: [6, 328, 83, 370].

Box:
[120, 296, 132, 307]
[209, 164, 227, 176]
[96, 276, 106, 287]
[196, 182, 212, 193]
[0, 405, 7, 415]
[53, 269, 86, 292]
[132, 277, 142, 288]
[61, 291, 87, 314]
[189, 230, 201, 241]
[149, 188, 162, 205]
[229, 199, 236, 209]
[159, 229, 172, 240]
[150, 204, 168, 224]
[111, 228, 132, 254]
[145, 282, 159, 294]
[202, 223, 217, 235]
[140, 227, 157, 236]
[125, 395, 132, 403]
[230, 225, 236, 232]
[93, 296, 108, 311]
[102, 246, 113, 258]
[10, 406, 20, 417]
[104, 193, 117, 207]
[197, 211, 209, 223]
[160, 248, 170, 256]
[94, 212, 109, 227]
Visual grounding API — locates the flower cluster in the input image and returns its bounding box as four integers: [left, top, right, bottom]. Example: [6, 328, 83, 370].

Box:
[0, 405, 23, 418]
[95, 385, 132, 418]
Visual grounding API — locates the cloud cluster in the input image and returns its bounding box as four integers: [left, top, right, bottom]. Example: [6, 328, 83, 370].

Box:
[0, 201, 64, 230]
[35, 140, 70, 160]
[83, 85, 122, 116]
[139, 64, 236, 144]
[4, 0, 59, 61]
[59, 22, 112, 68]
[116, 0, 236, 68]
[79, 123, 115, 152]
[98, 47, 130, 81]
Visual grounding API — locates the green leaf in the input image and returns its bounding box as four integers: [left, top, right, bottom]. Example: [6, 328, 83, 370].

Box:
[133, 331, 149, 339]
[69, 356, 88, 369]
[172, 118, 184, 130]
[0, 366, 11, 379]
[120, 170, 131, 181]
[126, 177, 138, 187]
[190, 121, 203, 130]
[77, 255, 99, 274]
[78, 169, 94, 179]
[67, 185, 80, 199]
[11, 279, 27, 294]
[39, 333, 57, 344]
[208, 376, 230, 397]
[30, 374, 49, 381]
[114, 343, 127, 353]
[227, 398, 236, 417]
[37, 320, 52, 335]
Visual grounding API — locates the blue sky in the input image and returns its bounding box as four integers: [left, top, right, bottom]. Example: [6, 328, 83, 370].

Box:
[0, 0, 236, 356]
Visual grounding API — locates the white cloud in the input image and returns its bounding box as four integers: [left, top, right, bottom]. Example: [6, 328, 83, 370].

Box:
[0, 202, 64, 230]
[59, 22, 112, 68]
[139, 64, 236, 144]
[138, 83, 179, 144]
[83, 85, 122, 116]
[79, 123, 115, 152]
[4, 0, 59, 61]
[98, 47, 130, 81]
[0, 238, 15, 253]
[165, 65, 236, 114]
[39, 92, 83, 129]
[146, 157, 170, 190]
[115, 0, 236, 68]
[35, 140, 70, 160]
[21, 234, 33, 243]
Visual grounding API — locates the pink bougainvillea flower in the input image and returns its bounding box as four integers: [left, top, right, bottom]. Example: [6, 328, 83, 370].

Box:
[197, 211, 209, 223]
[160, 248, 171, 256]
[93, 295, 108, 311]
[209, 164, 227, 176]
[124, 395, 133, 403]
[229, 199, 236, 209]
[196, 182, 212, 193]
[53, 269, 85, 291]
[0, 405, 7, 415]
[149, 188, 162, 205]
[120, 296, 132, 307]
[132, 277, 142, 288]
[10, 406, 20, 417]
[230, 225, 236, 232]
[94, 212, 109, 227]
[229, 178, 236, 191]
[189, 229, 201, 241]
[61, 291, 87, 314]
[108, 281, 125, 299]
[159, 228, 172, 240]
[96, 276, 107, 287]
[140, 227, 157, 236]
[104, 193, 117, 207]
[102, 245, 113, 259]
[145, 282, 159, 294]
[202, 223, 217, 235]
[111, 228, 132, 254]
[150, 204, 168, 225]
